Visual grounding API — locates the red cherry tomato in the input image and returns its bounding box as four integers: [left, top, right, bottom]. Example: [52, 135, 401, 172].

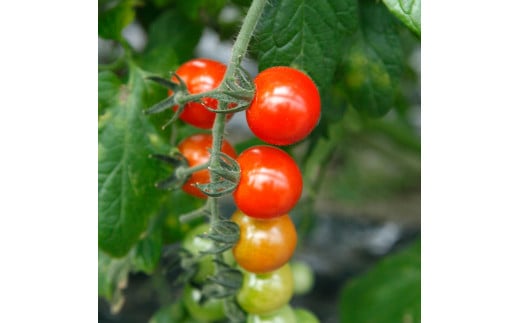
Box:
[246, 66, 321, 145]
[231, 210, 297, 274]
[233, 145, 303, 219]
[178, 133, 237, 198]
[169, 58, 233, 129]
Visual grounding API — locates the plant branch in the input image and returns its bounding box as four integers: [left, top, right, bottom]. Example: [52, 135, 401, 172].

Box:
[223, 0, 268, 79]
[205, 0, 267, 271]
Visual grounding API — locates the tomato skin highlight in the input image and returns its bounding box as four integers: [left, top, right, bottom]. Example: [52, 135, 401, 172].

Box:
[178, 133, 237, 199]
[246, 66, 321, 145]
[233, 145, 303, 219]
[231, 210, 297, 274]
[169, 58, 232, 129]
[237, 263, 294, 315]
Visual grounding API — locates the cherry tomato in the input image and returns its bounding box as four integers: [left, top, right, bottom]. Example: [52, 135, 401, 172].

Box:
[182, 223, 234, 283]
[237, 263, 294, 315]
[169, 58, 233, 129]
[231, 210, 297, 274]
[233, 145, 303, 219]
[247, 304, 297, 323]
[290, 260, 315, 295]
[178, 133, 237, 199]
[182, 285, 225, 322]
[246, 66, 321, 145]
[293, 308, 320, 323]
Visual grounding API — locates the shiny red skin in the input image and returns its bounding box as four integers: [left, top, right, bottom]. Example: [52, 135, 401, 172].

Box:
[178, 133, 237, 198]
[233, 145, 303, 219]
[169, 58, 232, 129]
[231, 210, 297, 274]
[246, 66, 321, 145]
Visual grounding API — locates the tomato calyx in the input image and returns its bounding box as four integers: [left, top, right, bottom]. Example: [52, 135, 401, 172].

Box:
[203, 65, 255, 114]
[150, 152, 190, 190]
[142, 74, 191, 128]
[151, 150, 240, 198]
[194, 151, 241, 198]
[143, 65, 255, 128]
[198, 220, 241, 247]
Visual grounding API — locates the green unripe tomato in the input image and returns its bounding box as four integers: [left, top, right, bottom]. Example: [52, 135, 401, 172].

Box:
[182, 285, 225, 322]
[291, 260, 315, 295]
[293, 308, 320, 323]
[246, 304, 297, 323]
[237, 263, 294, 315]
[182, 223, 234, 283]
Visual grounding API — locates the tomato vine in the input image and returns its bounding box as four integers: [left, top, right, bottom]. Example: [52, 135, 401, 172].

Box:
[99, 0, 421, 321]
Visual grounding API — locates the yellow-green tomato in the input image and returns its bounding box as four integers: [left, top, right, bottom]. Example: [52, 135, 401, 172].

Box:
[182, 223, 234, 283]
[182, 285, 225, 322]
[237, 263, 294, 314]
[293, 308, 320, 323]
[246, 304, 297, 323]
[291, 260, 315, 295]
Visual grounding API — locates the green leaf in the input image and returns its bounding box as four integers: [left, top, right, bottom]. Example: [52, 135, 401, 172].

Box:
[99, 71, 122, 115]
[98, 64, 169, 257]
[177, 0, 228, 22]
[340, 239, 420, 323]
[131, 216, 163, 274]
[98, 0, 135, 41]
[255, 0, 358, 92]
[98, 250, 132, 313]
[382, 0, 421, 37]
[139, 9, 203, 73]
[343, 0, 404, 118]
[162, 191, 206, 244]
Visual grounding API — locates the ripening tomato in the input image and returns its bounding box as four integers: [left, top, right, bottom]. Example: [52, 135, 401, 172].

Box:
[169, 58, 233, 129]
[182, 285, 225, 322]
[237, 263, 294, 315]
[247, 304, 297, 323]
[233, 145, 303, 219]
[231, 210, 297, 274]
[178, 133, 237, 199]
[246, 66, 321, 145]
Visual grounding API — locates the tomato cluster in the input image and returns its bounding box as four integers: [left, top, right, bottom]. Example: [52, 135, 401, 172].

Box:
[230, 64, 319, 321]
[164, 58, 320, 321]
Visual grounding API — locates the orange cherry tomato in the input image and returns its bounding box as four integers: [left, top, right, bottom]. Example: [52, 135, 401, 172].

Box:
[231, 210, 297, 274]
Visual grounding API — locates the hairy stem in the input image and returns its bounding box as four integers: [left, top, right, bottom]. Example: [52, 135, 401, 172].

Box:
[223, 0, 267, 80]
[206, 0, 267, 264]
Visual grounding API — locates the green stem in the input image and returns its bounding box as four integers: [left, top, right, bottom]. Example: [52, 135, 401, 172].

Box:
[206, 0, 268, 264]
[180, 205, 209, 223]
[223, 0, 268, 79]
[176, 161, 210, 178]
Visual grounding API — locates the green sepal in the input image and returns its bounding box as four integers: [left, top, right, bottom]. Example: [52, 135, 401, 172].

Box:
[199, 220, 240, 244]
[151, 153, 190, 190]
[224, 298, 247, 323]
